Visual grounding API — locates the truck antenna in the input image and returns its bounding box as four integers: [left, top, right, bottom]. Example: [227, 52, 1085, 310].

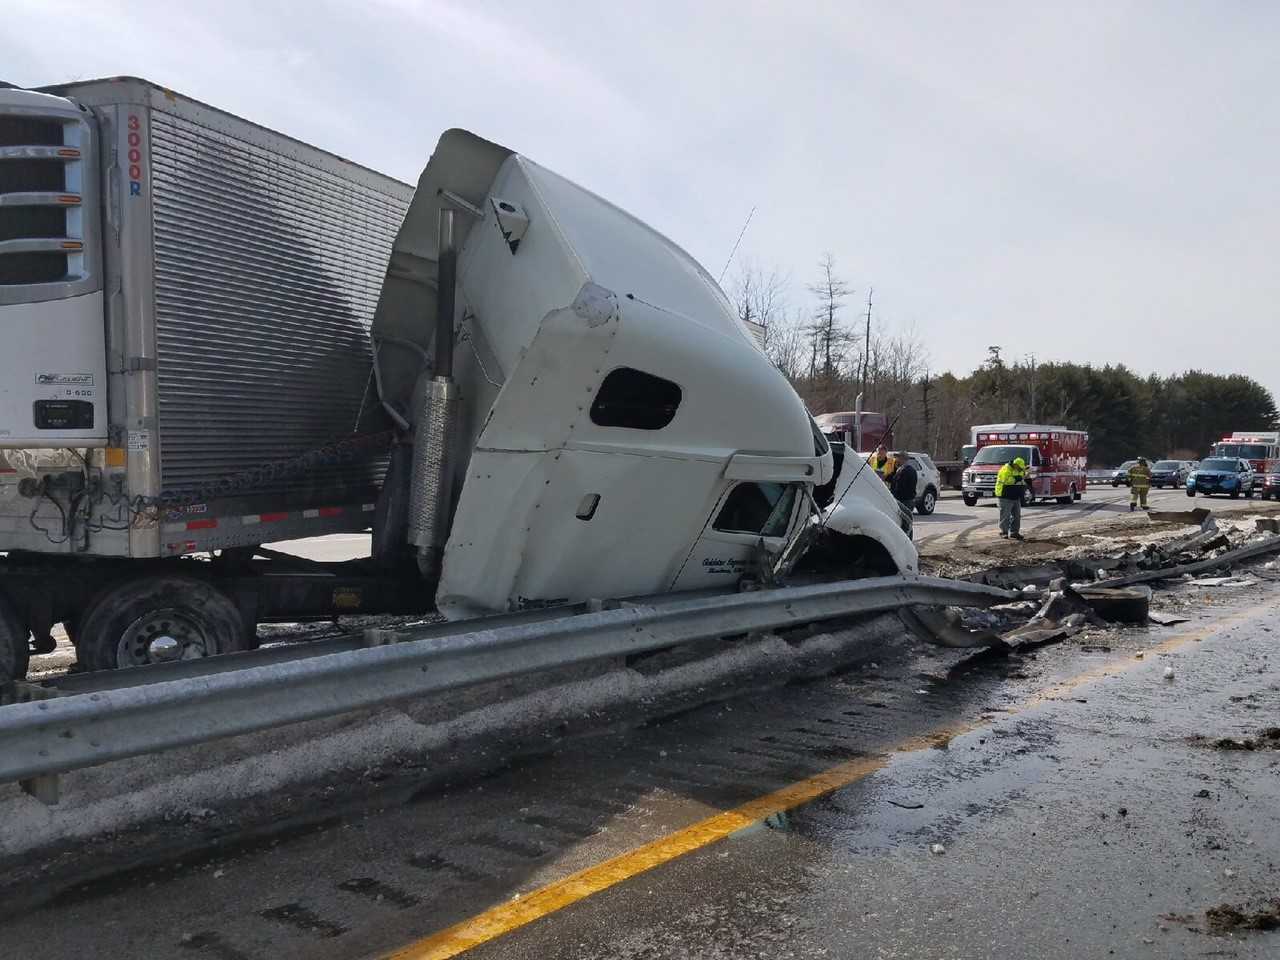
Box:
[717, 205, 757, 284]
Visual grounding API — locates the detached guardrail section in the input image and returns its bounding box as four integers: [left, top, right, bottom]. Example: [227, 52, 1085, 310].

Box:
[0, 575, 1013, 800]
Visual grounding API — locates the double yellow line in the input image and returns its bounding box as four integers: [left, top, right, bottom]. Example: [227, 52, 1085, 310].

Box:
[387, 600, 1273, 959]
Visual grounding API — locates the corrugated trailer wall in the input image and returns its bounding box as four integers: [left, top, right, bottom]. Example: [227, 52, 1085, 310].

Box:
[147, 103, 412, 504]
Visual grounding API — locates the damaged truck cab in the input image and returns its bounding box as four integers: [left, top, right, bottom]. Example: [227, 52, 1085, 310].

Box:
[371, 130, 908, 616]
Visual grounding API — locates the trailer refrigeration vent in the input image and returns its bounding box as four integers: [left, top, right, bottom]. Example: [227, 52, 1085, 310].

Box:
[0, 112, 86, 287]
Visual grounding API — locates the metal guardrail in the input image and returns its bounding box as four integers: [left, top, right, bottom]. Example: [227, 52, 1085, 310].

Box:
[0, 576, 1013, 789]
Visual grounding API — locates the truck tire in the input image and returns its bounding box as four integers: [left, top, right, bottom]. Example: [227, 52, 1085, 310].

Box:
[1186, 488, 1195, 498]
[75, 575, 247, 672]
[962, 493, 978, 507]
[0, 591, 30, 682]
[916, 487, 937, 516]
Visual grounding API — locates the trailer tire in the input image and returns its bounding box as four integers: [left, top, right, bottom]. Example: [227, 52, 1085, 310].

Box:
[962, 493, 978, 507]
[0, 591, 29, 682]
[75, 576, 247, 672]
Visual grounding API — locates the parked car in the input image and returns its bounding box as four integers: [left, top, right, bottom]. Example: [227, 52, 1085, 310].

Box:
[1110, 460, 1140, 486]
[1150, 460, 1191, 489]
[900, 452, 943, 516]
[1261, 459, 1280, 500]
[1186, 458, 1256, 499]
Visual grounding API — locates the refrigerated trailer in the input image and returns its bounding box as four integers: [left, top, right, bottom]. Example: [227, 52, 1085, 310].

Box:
[0, 77, 915, 681]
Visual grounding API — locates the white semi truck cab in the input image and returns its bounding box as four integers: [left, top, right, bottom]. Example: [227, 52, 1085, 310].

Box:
[0, 78, 916, 680]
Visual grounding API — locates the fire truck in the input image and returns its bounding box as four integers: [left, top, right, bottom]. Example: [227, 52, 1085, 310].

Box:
[961, 423, 1088, 507]
[1209, 432, 1280, 472]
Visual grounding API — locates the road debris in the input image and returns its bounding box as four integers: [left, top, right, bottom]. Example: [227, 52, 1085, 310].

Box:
[1163, 666, 1176, 680]
[1204, 899, 1280, 933]
[1192, 728, 1280, 751]
[930, 843, 946, 855]
[1073, 584, 1152, 624]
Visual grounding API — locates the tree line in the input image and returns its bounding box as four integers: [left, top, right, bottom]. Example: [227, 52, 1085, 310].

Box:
[731, 257, 1279, 467]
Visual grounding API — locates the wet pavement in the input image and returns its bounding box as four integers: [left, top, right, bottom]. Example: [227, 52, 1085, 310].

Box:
[2, 573, 1277, 959]
[472, 586, 1280, 960]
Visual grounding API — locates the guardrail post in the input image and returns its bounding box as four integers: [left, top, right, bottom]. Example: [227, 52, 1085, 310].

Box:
[20, 773, 60, 805]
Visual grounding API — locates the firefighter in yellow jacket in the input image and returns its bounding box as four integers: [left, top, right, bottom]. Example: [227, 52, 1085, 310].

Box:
[1129, 456, 1152, 511]
[995, 456, 1027, 540]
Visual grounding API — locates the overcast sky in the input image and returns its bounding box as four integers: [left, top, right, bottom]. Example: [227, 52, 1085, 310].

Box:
[6, 1, 1278, 399]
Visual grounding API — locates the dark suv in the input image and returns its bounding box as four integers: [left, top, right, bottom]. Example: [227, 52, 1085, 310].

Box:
[1150, 460, 1189, 489]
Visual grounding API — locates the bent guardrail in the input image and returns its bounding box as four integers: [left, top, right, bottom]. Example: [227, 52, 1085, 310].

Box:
[0, 575, 1013, 792]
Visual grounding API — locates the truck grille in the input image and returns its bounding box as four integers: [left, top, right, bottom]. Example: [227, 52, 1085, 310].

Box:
[148, 110, 411, 500]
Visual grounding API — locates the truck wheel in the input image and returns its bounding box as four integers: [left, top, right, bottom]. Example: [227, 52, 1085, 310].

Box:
[0, 592, 30, 682]
[916, 487, 937, 516]
[75, 576, 247, 672]
[962, 493, 978, 507]
[1186, 489, 1195, 498]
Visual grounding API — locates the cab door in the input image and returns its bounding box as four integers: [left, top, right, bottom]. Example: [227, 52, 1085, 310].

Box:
[670, 481, 802, 590]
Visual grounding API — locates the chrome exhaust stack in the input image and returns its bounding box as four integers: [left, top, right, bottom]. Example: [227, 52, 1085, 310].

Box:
[407, 208, 461, 581]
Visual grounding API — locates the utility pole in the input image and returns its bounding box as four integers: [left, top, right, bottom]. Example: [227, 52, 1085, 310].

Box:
[860, 287, 873, 398]
[1027, 353, 1037, 421]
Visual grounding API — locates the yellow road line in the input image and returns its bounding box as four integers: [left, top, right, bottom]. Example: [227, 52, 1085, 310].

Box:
[385, 598, 1275, 960]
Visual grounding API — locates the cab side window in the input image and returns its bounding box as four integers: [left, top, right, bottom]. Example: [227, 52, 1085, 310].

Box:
[713, 483, 797, 537]
[589, 368, 681, 430]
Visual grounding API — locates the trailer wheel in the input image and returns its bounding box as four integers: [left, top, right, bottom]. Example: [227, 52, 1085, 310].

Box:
[75, 576, 247, 672]
[0, 591, 30, 682]
[962, 493, 978, 507]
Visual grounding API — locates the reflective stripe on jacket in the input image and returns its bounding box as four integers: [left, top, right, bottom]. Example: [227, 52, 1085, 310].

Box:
[995, 463, 1026, 499]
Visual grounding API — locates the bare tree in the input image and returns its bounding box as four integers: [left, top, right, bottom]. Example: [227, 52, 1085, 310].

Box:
[729, 259, 788, 334]
[762, 310, 807, 380]
[805, 253, 853, 383]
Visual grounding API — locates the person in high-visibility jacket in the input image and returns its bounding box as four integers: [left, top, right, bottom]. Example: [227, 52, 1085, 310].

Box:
[870, 445, 891, 479]
[1129, 456, 1152, 511]
[994, 456, 1027, 540]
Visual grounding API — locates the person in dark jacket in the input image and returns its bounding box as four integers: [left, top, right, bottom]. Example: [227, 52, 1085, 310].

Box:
[889, 453, 918, 535]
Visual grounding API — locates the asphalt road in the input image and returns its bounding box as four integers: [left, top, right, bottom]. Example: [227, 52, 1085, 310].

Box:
[4, 567, 1278, 959]
[914, 483, 1274, 560]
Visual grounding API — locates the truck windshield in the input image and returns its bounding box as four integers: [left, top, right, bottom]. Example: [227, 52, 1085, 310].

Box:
[972, 445, 1032, 466]
[1214, 444, 1268, 459]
